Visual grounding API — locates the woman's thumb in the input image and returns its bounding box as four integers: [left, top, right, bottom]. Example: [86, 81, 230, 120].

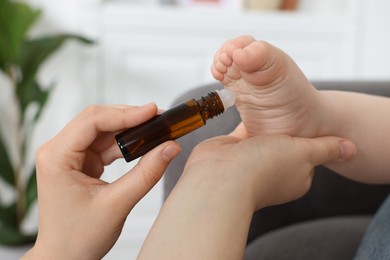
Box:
[108, 141, 181, 213]
[304, 136, 357, 166]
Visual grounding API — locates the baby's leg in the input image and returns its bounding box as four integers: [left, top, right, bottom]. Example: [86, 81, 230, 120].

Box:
[212, 35, 321, 137]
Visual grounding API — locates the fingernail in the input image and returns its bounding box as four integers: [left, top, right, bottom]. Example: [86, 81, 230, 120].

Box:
[157, 108, 166, 114]
[141, 102, 156, 108]
[339, 140, 357, 161]
[162, 143, 181, 162]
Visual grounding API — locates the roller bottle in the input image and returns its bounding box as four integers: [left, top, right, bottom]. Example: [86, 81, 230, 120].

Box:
[115, 88, 235, 162]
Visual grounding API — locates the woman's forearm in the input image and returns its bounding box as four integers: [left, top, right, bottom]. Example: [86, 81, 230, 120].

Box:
[138, 171, 254, 260]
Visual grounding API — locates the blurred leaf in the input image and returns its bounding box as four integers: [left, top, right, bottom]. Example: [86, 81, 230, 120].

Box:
[0, 225, 36, 245]
[0, 203, 18, 229]
[0, 54, 5, 72]
[16, 80, 52, 122]
[19, 34, 94, 84]
[0, 1, 93, 246]
[0, 0, 41, 69]
[0, 131, 15, 186]
[16, 34, 93, 116]
[25, 168, 37, 214]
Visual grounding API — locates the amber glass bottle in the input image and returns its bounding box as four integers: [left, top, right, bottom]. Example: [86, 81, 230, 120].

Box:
[116, 89, 235, 162]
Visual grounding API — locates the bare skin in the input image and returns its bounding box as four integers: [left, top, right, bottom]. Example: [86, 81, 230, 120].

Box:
[21, 104, 356, 260]
[138, 131, 356, 260]
[211, 35, 321, 137]
[21, 104, 181, 260]
[212, 35, 390, 183]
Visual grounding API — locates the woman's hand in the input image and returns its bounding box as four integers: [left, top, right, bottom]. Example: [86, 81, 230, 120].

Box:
[184, 132, 356, 210]
[138, 132, 356, 260]
[22, 104, 181, 260]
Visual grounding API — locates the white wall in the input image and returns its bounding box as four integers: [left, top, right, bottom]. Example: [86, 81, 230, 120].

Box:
[360, 0, 390, 78]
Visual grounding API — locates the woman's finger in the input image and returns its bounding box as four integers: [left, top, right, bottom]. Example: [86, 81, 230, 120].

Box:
[56, 103, 158, 153]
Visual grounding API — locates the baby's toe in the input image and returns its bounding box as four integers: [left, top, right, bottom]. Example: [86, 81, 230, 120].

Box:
[211, 65, 224, 81]
[219, 52, 232, 67]
[214, 60, 227, 73]
[233, 41, 270, 72]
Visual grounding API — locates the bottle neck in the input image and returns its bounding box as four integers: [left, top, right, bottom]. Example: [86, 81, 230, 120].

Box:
[196, 91, 225, 120]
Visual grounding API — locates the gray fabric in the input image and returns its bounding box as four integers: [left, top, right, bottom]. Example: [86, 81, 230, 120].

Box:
[163, 81, 390, 259]
[244, 216, 371, 260]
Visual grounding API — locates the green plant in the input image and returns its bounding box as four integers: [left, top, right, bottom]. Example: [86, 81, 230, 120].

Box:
[0, 0, 92, 245]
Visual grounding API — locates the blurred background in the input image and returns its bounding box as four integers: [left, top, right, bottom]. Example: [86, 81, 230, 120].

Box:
[1, 0, 390, 259]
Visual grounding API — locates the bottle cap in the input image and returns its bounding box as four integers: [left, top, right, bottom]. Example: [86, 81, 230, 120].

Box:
[216, 88, 236, 110]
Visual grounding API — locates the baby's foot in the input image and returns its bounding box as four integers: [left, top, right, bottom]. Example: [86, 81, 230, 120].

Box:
[212, 35, 321, 137]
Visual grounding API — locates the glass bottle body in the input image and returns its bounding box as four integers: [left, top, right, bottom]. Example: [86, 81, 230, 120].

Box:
[116, 90, 233, 162]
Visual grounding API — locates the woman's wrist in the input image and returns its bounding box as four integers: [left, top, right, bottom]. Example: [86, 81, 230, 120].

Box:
[140, 167, 255, 259]
[181, 165, 258, 211]
[21, 242, 69, 260]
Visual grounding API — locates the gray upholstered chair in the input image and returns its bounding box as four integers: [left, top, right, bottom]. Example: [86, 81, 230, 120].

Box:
[163, 81, 390, 260]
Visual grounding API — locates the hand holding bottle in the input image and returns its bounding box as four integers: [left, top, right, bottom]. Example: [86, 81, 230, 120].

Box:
[22, 104, 181, 260]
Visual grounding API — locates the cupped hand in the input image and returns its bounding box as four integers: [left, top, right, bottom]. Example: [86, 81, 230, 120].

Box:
[183, 130, 356, 211]
[22, 104, 181, 260]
